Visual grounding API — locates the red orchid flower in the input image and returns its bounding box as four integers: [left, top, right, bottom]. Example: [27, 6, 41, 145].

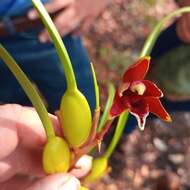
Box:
[110, 56, 171, 130]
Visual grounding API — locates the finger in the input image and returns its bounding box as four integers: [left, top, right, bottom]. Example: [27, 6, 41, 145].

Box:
[177, 15, 190, 43]
[177, 16, 187, 42]
[26, 173, 80, 190]
[0, 104, 61, 151]
[39, 7, 81, 42]
[0, 146, 44, 182]
[0, 175, 35, 190]
[0, 106, 19, 159]
[17, 106, 62, 149]
[70, 155, 92, 178]
[80, 16, 94, 32]
[71, 17, 93, 37]
[185, 13, 190, 31]
[28, 0, 74, 20]
[0, 104, 62, 181]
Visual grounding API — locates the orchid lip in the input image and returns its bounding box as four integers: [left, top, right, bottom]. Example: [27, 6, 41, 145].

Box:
[130, 110, 149, 131]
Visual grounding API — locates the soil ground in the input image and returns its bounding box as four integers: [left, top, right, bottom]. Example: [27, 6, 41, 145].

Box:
[83, 1, 190, 189]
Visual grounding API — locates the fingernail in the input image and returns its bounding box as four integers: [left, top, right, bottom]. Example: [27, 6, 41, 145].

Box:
[28, 11, 37, 20]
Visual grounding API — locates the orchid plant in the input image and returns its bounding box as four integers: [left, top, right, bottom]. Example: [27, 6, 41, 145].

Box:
[0, 0, 190, 189]
[110, 56, 171, 131]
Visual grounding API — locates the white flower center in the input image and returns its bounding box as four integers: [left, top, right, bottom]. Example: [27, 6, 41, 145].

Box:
[130, 82, 146, 95]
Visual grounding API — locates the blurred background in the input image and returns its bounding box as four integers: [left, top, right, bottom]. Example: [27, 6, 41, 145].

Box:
[82, 0, 190, 189]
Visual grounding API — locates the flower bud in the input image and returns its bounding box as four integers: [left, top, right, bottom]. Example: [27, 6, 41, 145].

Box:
[43, 136, 70, 174]
[60, 89, 92, 148]
[84, 157, 108, 183]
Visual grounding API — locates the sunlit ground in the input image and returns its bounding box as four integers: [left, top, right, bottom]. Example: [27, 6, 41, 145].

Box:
[83, 1, 190, 189]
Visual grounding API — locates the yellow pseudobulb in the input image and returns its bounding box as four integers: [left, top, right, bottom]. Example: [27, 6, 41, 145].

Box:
[60, 89, 92, 148]
[84, 157, 108, 183]
[43, 136, 70, 174]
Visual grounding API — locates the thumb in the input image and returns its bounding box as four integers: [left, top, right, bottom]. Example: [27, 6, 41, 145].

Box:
[26, 174, 80, 190]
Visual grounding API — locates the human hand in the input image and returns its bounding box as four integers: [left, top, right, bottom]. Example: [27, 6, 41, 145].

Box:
[176, 0, 190, 43]
[0, 104, 92, 190]
[28, 0, 111, 42]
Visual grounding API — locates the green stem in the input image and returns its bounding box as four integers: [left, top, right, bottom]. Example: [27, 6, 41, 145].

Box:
[103, 110, 129, 159]
[101, 6, 190, 160]
[0, 44, 55, 139]
[32, 0, 77, 90]
[98, 83, 115, 132]
[90, 63, 100, 109]
[140, 6, 190, 57]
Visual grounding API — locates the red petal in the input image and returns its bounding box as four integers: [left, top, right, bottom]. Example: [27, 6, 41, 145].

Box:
[142, 80, 163, 97]
[123, 56, 150, 82]
[145, 97, 172, 122]
[110, 93, 127, 117]
[127, 98, 149, 130]
[118, 82, 130, 96]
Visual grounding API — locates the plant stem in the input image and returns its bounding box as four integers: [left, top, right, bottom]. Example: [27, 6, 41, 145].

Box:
[103, 110, 129, 159]
[98, 83, 115, 132]
[140, 6, 190, 57]
[0, 44, 55, 139]
[90, 63, 100, 109]
[32, 0, 77, 90]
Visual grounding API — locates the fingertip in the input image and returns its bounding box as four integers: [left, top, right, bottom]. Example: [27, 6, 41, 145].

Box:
[27, 10, 38, 20]
[39, 33, 49, 43]
[70, 155, 93, 178]
[26, 174, 80, 190]
[59, 174, 81, 190]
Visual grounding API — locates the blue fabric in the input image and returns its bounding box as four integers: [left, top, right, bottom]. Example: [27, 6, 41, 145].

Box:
[0, 29, 96, 113]
[0, 0, 49, 17]
[151, 22, 190, 113]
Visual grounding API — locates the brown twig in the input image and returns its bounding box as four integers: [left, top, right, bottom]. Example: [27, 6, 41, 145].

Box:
[70, 117, 114, 167]
[81, 107, 100, 148]
[96, 117, 114, 141]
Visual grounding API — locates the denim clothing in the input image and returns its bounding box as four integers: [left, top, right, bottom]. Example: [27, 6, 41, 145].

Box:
[0, 0, 49, 17]
[0, 28, 96, 113]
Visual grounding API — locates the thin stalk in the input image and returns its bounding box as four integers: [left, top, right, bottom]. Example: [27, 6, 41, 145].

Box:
[98, 83, 115, 132]
[90, 63, 100, 109]
[140, 6, 190, 57]
[32, 0, 77, 90]
[103, 110, 129, 159]
[0, 44, 55, 139]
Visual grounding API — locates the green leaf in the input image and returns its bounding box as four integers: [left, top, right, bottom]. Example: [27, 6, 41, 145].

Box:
[140, 6, 190, 57]
[0, 44, 55, 139]
[98, 83, 115, 132]
[32, 0, 77, 90]
[103, 110, 129, 159]
[90, 62, 100, 109]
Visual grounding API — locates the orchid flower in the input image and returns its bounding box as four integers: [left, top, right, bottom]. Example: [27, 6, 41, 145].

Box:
[110, 56, 171, 130]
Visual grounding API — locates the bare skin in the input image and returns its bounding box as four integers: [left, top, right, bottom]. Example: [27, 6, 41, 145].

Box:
[176, 0, 190, 43]
[27, 0, 111, 42]
[0, 104, 92, 190]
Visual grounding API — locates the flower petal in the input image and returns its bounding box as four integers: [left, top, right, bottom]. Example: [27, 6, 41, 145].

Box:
[118, 82, 130, 96]
[142, 80, 163, 97]
[123, 56, 150, 82]
[145, 97, 172, 122]
[128, 98, 149, 131]
[110, 93, 127, 117]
